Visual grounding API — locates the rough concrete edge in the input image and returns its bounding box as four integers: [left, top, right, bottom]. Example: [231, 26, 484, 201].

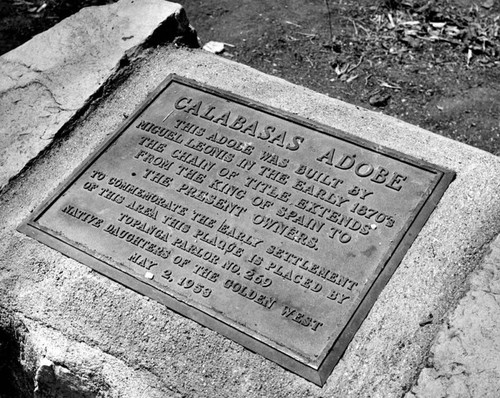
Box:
[0, 6, 198, 198]
[405, 232, 500, 397]
[0, 307, 182, 397]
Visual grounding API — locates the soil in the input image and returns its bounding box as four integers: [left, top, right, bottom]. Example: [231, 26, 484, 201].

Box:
[1, 0, 499, 156]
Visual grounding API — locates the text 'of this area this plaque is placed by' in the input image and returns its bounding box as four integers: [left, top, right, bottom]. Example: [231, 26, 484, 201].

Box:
[19, 75, 454, 386]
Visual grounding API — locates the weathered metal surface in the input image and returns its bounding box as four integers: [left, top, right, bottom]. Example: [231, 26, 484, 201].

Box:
[19, 75, 455, 386]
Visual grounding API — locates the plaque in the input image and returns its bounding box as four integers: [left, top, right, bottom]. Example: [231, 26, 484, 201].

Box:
[19, 75, 454, 386]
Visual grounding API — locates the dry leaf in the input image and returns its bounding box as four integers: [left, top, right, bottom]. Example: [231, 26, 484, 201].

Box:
[335, 63, 350, 76]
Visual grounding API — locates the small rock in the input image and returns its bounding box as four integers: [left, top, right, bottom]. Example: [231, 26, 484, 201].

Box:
[0, 0, 191, 192]
[369, 93, 391, 107]
[203, 41, 225, 54]
[481, 0, 494, 9]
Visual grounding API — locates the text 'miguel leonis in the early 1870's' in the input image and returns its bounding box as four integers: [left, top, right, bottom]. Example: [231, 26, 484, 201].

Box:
[19, 75, 455, 385]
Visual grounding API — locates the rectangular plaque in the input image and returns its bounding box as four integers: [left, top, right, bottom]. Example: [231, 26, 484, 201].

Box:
[19, 75, 454, 386]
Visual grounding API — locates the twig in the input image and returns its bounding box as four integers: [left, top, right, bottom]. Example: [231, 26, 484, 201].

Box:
[162, 110, 174, 122]
[343, 17, 370, 35]
[419, 36, 462, 45]
[378, 80, 402, 90]
[387, 13, 396, 29]
[325, 0, 334, 43]
[346, 55, 364, 74]
[346, 74, 359, 83]
[351, 20, 358, 36]
[36, 3, 46, 13]
[297, 32, 317, 38]
[355, 21, 369, 34]
[284, 21, 302, 28]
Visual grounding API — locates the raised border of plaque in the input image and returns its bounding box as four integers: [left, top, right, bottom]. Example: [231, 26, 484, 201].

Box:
[18, 74, 455, 386]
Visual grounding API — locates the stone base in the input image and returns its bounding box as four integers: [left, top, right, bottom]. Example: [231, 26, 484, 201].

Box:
[0, 0, 196, 192]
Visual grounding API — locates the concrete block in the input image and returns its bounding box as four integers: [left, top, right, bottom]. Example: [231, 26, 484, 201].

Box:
[0, 0, 195, 192]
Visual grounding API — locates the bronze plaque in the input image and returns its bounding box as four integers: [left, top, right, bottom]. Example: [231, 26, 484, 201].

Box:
[19, 75, 454, 385]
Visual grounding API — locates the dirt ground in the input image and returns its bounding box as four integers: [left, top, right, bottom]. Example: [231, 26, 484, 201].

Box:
[1, 0, 499, 156]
